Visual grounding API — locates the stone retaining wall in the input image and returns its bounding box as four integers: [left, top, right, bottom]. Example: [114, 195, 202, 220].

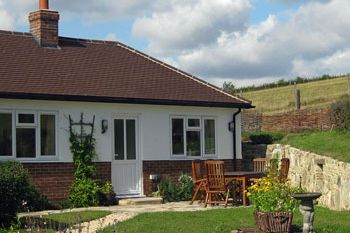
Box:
[267, 144, 350, 211]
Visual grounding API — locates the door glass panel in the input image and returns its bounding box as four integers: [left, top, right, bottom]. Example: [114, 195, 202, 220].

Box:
[18, 114, 35, 124]
[204, 119, 215, 155]
[40, 115, 56, 156]
[0, 113, 12, 156]
[126, 120, 136, 160]
[186, 131, 201, 156]
[16, 128, 36, 158]
[114, 119, 124, 160]
[172, 119, 184, 155]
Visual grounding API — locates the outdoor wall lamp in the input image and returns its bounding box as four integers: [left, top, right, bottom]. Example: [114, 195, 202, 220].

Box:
[101, 119, 108, 134]
[228, 120, 235, 132]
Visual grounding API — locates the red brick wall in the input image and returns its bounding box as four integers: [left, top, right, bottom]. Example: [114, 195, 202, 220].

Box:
[242, 108, 332, 132]
[142, 159, 243, 195]
[23, 162, 111, 202]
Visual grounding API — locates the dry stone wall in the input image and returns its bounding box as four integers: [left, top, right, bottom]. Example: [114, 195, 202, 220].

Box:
[267, 144, 350, 211]
[242, 108, 332, 132]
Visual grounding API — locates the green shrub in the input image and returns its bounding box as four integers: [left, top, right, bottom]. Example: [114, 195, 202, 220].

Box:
[330, 99, 350, 129]
[69, 178, 100, 207]
[158, 174, 193, 202]
[0, 161, 54, 228]
[248, 132, 285, 144]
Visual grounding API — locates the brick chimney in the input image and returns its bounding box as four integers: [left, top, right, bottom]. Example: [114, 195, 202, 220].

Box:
[29, 0, 59, 48]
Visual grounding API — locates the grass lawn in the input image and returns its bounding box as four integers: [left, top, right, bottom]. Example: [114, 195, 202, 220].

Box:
[280, 130, 350, 163]
[19, 210, 111, 231]
[100, 206, 350, 233]
[39, 210, 111, 224]
[240, 76, 350, 115]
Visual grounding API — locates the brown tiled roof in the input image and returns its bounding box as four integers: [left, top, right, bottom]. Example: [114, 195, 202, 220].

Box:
[0, 30, 252, 108]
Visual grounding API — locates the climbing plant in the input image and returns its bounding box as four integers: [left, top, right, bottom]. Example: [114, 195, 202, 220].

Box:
[68, 113, 100, 207]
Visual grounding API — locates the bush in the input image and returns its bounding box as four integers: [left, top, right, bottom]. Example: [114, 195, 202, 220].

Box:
[0, 161, 54, 228]
[330, 99, 350, 129]
[158, 174, 194, 202]
[248, 132, 285, 144]
[69, 178, 100, 207]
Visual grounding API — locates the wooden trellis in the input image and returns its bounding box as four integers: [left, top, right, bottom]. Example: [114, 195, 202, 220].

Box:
[69, 113, 95, 146]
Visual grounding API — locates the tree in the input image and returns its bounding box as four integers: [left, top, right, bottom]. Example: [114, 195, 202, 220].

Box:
[223, 81, 236, 94]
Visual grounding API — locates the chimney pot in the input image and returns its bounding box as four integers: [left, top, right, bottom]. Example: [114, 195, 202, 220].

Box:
[39, 0, 49, 10]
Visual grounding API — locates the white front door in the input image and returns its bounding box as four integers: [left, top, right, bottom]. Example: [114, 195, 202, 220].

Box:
[112, 117, 141, 196]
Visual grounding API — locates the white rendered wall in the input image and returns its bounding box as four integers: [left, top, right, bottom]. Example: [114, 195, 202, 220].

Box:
[0, 99, 242, 162]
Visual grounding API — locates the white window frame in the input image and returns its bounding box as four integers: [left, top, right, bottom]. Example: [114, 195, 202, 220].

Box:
[0, 109, 58, 161]
[170, 115, 217, 159]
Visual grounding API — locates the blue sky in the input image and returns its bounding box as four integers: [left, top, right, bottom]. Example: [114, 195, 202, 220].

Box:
[1, 0, 350, 88]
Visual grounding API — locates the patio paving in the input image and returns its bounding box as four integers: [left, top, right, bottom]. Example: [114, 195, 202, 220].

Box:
[19, 199, 248, 232]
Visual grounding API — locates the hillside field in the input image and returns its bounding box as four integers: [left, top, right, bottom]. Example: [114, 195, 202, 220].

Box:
[240, 76, 350, 115]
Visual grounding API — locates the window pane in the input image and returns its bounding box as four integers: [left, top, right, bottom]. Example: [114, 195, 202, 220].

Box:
[0, 113, 12, 156]
[18, 114, 35, 124]
[16, 128, 36, 158]
[126, 120, 136, 160]
[186, 131, 201, 156]
[188, 118, 200, 127]
[172, 119, 184, 155]
[114, 119, 124, 160]
[40, 115, 56, 156]
[204, 119, 216, 154]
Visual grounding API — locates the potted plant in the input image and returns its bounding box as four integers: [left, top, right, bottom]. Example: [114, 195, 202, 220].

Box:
[247, 171, 300, 232]
[98, 182, 118, 206]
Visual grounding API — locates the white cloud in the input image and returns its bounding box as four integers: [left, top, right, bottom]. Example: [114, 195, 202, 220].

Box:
[0, 0, 153, 29]
[153, 0, 350, 87]
[132, 0, 251, 56]
[104, 33, 118, 41]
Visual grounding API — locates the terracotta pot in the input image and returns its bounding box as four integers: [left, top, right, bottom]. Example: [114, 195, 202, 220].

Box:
[254, 211, 293, 233]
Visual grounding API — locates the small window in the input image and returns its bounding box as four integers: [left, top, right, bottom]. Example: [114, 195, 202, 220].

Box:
[188, 118, 200, 128]
[0, 113, 12, 156]
[16, 128, 36, 158]
[172, 119, 184, 155]
[17, 113, 36, 126]
[186, 131, 201, 156]
[204, 119, 216, 155]
[40, 114, 56, 156]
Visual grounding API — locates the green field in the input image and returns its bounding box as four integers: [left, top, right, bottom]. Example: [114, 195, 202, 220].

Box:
[281, 130, 350, 163]
[240, 76, 350, 115]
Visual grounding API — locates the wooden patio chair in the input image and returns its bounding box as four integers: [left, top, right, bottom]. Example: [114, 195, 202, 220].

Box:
[279, 158, 290, 183]
[249, 158, 269, 184]
[204, 160, 231, 208]
[190, 160, 206, 205]
[253, 158, 269, 173]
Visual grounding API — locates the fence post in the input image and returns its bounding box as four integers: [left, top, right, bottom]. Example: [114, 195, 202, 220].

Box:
[295, 89, 301, 110]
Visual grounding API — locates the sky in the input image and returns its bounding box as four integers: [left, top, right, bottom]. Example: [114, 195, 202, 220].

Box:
[1, 0, 350, 88]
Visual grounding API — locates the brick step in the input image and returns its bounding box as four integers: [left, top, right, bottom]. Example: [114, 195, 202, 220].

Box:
[118, 197, 163, 206]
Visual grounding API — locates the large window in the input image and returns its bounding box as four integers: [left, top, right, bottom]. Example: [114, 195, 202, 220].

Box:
[171, 117, 216, 157]
[0, 111, 57, 159]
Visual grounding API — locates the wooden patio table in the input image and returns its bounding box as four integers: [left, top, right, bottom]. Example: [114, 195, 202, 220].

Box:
[224, 171, 265, 206]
